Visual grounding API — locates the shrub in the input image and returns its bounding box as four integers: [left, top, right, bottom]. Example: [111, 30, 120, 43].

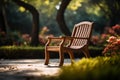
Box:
[90, 34, 109, 47]
[0, 46, 45, 59]
[0, 30, 24, 46]
[56, 56, 120, 80]
[0, 46, 103, 59]
[102, 36, 120, 56]
[103, 24, 120, 56]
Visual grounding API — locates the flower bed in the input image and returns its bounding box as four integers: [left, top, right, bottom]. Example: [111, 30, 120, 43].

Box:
[103, 24, 120, 56]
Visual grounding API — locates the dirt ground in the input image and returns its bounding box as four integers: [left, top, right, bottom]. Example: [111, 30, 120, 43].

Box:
[0, 59, 71, 80]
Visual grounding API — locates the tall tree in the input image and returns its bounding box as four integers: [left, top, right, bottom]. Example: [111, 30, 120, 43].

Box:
[56, 0, 71, 36]
[0, 0, 8, 33]
[89, 0, 120, 26]
[12, 0, 40, 46]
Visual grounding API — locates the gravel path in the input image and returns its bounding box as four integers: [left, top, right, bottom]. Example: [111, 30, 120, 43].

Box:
[0, 59, 72, 80]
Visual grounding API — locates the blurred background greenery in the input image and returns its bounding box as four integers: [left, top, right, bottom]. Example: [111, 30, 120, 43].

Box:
[0, 0, 120, 47]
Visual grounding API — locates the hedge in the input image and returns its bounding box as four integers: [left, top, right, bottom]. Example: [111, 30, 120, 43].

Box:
[0, 46, 103, 59]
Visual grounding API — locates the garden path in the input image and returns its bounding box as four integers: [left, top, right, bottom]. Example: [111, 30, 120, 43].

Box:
[0, 59, 72, 80]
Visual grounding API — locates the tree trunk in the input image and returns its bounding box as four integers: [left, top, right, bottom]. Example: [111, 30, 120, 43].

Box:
[56, 0, 71, 36]
[0, 0, 7, 33]
[13, 0, 40, 46]
[2, 4, 10, 35]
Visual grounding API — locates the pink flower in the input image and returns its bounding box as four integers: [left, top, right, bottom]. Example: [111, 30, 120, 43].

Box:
[91, 36, 99, 44]
[112, 24, 120, 30]
[117, 39, 120, 45]
[107, 36, 117, 43]
[112, 24, 120, 36]
[102, 24, 120, 56]
[101, 34, 108, 39]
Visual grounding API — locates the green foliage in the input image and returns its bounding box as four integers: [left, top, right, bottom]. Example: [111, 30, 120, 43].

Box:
[0, 45, 102, 59]
[68, 0, 87, 10]
[6, 1, 32, 34]
[0, 30, 23, 46]
[4, 0, 120, 43]
[0, 45, 44, 50]
[89, 46, 103, 50]
[88, 0, 120, 26]
[56, 56, 120, 80]
[4, 0, 108, 37]
[0, 46, 44, 59]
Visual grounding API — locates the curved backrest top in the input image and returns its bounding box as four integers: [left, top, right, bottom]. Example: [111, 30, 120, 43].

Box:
[70, 21, 93, 47]
[71, 21, 93, 38]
